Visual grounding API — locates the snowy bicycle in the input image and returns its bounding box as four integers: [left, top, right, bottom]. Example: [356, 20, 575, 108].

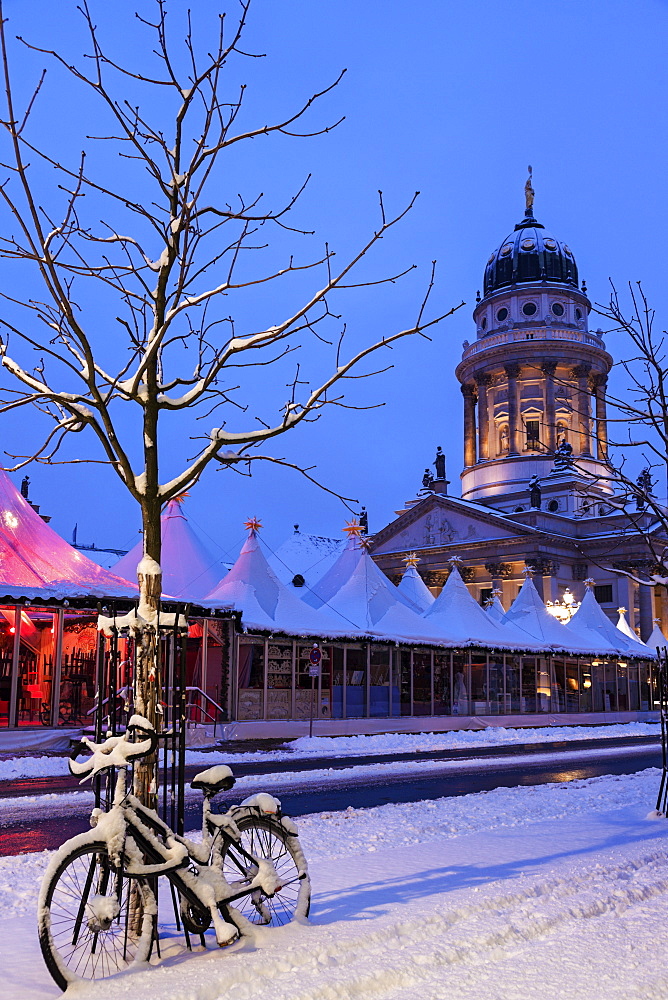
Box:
[37, 716, 310, 991]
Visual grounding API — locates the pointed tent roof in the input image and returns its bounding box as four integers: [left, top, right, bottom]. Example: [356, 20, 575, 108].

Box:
[396, 561, 435, 612]
[486, 592, 506, 622]
[423, 563, 534, 650]
[204, 527, 351, 638]
[615, 607, 644, 644]
[502, 575, 603, 654]
[113, 499, 228, 602]
[267, 527, 345, 589]
[0, 469, 136, 601]
[564, 588, 653, 657]
[303, 535, 449, 644]
[646, 619, 668, 653]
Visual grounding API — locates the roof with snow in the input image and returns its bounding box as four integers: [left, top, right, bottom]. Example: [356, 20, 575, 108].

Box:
[303, 536, 451, 644]
[112, 499, 228, 602]
[646, 621, 668, 653]
[502, 576, 604, 654]
[423, 564, 536, 651]
[0, 469, 136, 602]
[616, 608, 645, 645]
[486, 593, 506, 622]
[267, 527, 345, 589]
[204, 529, 353, 638]
[396, 563, 435, 612]
[564, 588, 654, 657]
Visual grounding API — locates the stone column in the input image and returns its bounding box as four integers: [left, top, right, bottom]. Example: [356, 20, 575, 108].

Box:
[475, 372, 492, 461]
[591, 374, 609, 461]
[572, 364, 592, 456]
[638, 581, 655, 643]
[461, 383, 477, 467]
[505, 364, 521, 456]
[541, 360, 558, 452]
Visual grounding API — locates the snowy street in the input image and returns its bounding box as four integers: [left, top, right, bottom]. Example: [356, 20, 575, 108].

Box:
[3, 767, 668, 999]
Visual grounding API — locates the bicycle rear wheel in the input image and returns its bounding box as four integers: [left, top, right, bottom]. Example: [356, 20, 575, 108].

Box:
[38, 837, 155, 991]
[218, 812, 310, 927]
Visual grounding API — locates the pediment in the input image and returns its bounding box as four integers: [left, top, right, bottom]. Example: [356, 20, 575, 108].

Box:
[371, 495, 529, 554]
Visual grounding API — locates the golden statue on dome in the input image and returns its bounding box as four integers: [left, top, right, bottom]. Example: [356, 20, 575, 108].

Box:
[524, 164, 534, 213]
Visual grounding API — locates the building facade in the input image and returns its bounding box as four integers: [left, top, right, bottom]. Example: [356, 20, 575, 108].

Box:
[371, 195, 668, 639]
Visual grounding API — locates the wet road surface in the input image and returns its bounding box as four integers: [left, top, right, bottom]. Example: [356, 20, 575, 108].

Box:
[0, 739, 661, 855]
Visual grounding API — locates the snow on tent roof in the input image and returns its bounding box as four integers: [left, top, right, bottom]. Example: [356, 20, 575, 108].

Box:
[564, 588, 654, 657]
[204, 528, 352, 638]
[616, 608, 646, 645]
[396, 562, 435, 612]
[113, 499, 227, 602]
[267, 527, 345, 589]
[423, 563, 537, 651]
[502, 575, 603, 654]
[486, 593, 506, 622]
[0, 469, 136, 601]
[303, 535, 451, 644]
[646, 620, 668, 653]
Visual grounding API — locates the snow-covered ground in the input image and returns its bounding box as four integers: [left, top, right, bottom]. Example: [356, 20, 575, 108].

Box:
[2, 767, 668, 999]
[0, 721, 660, 781]
[1, 740, 658, 825]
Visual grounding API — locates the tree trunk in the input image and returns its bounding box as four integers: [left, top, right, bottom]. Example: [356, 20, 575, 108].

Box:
[134, 495, 162, 808]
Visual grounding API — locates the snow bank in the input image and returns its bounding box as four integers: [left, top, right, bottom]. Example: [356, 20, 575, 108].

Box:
[287, 721, 661, 756]
[0, 722, 660, 781]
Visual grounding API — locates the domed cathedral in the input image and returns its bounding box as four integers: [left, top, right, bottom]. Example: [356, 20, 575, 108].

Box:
[371, 175, 668, 640]
[457, 173, 613, 515]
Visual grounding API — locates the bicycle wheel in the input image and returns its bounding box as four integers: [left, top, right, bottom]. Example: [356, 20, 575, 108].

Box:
[218, 813, 310, 927]
[38, 837, 155, 991]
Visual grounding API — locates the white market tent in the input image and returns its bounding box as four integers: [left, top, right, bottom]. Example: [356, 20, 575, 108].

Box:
[646, 620, 668, 653]
[422, 563, 536, 651]
[0, 469, 136, 602]
[616, 607, 645, 645]
[501, 575, 606, 655]
[303, 535, 453, 645]
[486, 592, 506, 622]
[564, 588, 652, 658]
[396, 560, 435, 612]
[267, 527, 345, 590]
[113, 499, 228, 603]
[205, 527, 352, 638]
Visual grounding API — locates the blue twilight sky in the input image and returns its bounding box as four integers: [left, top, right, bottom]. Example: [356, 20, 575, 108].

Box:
[1, 0, 668, 568]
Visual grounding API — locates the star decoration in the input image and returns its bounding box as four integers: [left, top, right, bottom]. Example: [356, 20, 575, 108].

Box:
[173, 491, 190, 505]
[342, 518, 363, 538]
[403, 552, 420, 568]
[244, 516, 263, 534]
[358, 534, 374, 551]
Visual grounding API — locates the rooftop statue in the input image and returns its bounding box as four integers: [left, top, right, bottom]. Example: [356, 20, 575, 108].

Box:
[553, 438, 574, 470]
[524, 164, 534, 214]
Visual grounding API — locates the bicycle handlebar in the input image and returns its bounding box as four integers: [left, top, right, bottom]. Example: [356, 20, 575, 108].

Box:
[68, 715, 159, 779]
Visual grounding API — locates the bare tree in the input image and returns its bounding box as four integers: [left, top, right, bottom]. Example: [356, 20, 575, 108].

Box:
[0, 0, 459, 798]
[569, 283, 668, 594]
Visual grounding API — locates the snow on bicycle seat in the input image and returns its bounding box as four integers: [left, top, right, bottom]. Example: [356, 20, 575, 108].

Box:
[190, 764, 235, 796]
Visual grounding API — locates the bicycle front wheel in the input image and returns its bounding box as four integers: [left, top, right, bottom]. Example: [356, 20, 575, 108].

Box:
[38, 837, 155, 991]
[219, 812, 310, 927]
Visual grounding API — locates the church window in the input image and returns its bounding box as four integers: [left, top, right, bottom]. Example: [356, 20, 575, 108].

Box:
[481, 317, 487, 330]
[544, 239, 557, 250]
[522, 302, 537, 316]
[575, 308, 582, 320]
[496, 307, 508, 322]
[551, 302, 564, 316]
[514, 506, 525, 513]
[500, 244, 513, 256]
[526, 420, 540, 447]
[564, 245, 573, 256]
[594, 584, 613, 604]
[521, 238, 535, 250]
[548, 499, 559, 512]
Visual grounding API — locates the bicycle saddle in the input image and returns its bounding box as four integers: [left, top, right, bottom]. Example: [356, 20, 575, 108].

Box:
[190, 764, 235, 796]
